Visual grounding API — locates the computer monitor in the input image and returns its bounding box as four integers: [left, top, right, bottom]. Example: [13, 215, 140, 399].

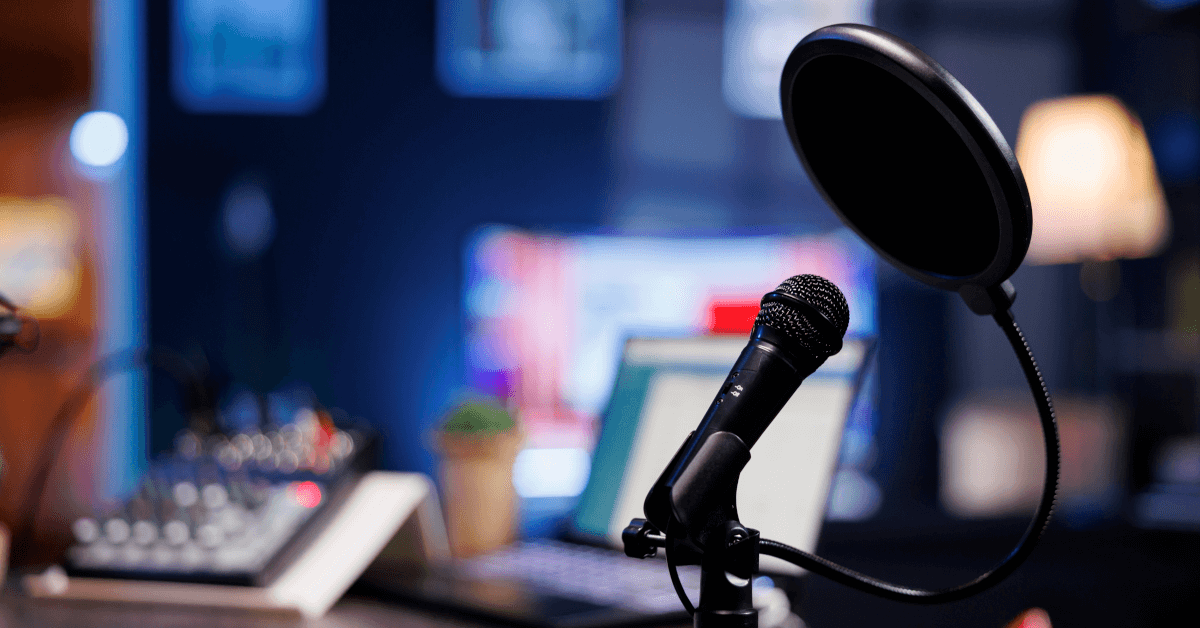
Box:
[462, 226, 879, 519]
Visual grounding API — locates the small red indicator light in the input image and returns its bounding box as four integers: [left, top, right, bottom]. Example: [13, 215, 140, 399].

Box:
[708, 302, 760, 334]
[292, 481, 322, 508]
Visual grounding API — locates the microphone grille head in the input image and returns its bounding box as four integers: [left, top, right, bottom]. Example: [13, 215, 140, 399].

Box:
[755, 274, 850, 357]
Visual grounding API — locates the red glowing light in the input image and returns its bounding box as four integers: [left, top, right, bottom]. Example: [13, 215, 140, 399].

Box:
[292, 481, 322, 508]
[707, 302, 760, 335]
[1016, 609, 1051, 628]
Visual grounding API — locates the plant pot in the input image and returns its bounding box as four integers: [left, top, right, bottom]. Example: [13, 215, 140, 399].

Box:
[437, 429, 522, 558]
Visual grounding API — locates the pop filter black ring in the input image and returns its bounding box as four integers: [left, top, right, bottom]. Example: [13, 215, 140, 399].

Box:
[780, 24, 1032, 292]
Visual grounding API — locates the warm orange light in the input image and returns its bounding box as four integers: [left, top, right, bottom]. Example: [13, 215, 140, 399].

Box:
[0, 196, 83, 318]
[1015, 95, 1169, 265]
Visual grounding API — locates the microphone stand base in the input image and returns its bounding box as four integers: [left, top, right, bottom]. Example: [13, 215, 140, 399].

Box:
[695, 609, 758, 628]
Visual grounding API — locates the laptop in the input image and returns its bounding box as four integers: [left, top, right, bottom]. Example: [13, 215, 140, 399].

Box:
[359, 335, 871, 627]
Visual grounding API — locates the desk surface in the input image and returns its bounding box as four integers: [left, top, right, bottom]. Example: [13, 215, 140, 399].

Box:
[7, 526, 1199, 628]
[0, 593, 491, 628]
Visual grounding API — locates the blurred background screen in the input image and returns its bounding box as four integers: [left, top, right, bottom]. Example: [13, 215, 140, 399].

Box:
[461, 226, 878, 527]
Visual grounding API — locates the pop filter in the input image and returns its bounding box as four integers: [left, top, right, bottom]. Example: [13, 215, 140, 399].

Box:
[781, 24, 1031, 311]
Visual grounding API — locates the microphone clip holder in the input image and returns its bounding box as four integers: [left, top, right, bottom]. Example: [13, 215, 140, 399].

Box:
[623, 428, 764, 628]
[623, 517, 764, 628]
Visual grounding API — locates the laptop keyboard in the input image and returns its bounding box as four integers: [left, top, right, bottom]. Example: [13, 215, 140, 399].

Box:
[461, 539, 700, 613]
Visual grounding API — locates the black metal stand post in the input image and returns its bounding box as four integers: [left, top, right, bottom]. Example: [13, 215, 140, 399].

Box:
[694, 521, 759, 628]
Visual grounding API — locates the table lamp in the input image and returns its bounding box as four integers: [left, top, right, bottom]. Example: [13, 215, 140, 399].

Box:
[1015, 94, 1169, 266]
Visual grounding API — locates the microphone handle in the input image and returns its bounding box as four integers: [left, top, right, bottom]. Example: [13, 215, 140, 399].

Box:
[643, 326, 827, 532]
[698, 341, 805, 448]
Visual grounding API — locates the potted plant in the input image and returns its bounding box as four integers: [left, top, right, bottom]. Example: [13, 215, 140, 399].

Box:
[436, 398, 521, 558]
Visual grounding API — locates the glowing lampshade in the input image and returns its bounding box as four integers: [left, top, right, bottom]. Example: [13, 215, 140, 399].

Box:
[1015, 95, 1169, 265]
[0, 197, 82, 318]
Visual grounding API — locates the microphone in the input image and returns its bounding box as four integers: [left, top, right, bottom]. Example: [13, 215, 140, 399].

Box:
[643, 274, 849, 535]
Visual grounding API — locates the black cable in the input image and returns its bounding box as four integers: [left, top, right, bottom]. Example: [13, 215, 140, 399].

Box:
[13, 348, 209, 563]
[14, 351, 137, 563]
[757, 308, 1059, 603]
[665, 518, 696, 616]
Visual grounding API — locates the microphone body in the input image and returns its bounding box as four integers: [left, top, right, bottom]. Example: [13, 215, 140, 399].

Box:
[689, 325, 827, 450]
[642, 275, 848, 538]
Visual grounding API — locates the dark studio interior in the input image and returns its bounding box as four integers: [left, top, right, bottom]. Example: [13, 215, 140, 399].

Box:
[0, 1, 1198, 627]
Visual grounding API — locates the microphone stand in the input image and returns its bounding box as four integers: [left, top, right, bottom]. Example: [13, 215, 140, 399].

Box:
[623, 443, 762, 628]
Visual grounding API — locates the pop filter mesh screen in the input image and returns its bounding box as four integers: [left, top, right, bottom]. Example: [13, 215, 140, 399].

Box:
[791, 55, 998, 279]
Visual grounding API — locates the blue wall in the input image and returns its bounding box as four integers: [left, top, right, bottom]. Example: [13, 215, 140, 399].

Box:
[146, 2, 611, 474]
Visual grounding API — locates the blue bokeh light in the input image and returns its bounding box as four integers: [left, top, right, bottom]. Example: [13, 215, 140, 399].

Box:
[222, 181, 277, 259]
[437, 0, 622, 99]
[172, 0, 326, 114]
[70, 111, 130, 168]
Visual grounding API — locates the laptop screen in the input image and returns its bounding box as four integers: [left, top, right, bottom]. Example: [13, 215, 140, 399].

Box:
[571, 335, 870, 574]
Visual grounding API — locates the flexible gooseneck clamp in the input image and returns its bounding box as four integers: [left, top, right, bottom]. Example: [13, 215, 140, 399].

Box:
[622, 282, 1059, 626]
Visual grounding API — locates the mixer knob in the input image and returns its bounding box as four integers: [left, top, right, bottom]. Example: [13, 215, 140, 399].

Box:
[132, 520, 158, 545]
[173, 481, 199, 508]
[202, 484, 229, 510]
[197, 523, 224, 549]
[104, 518, 131, 544]
[72, 517, 100, 544]
[163, 519, 190, 546]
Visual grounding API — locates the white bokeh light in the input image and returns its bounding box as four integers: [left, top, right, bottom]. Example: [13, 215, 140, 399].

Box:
[70, 111, 130, 167]
[512, 448, 591, 498]
[724, 0, 875, 119]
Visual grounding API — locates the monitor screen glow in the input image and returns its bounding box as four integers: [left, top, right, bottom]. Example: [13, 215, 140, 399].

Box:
[463, 226, 876, 444]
